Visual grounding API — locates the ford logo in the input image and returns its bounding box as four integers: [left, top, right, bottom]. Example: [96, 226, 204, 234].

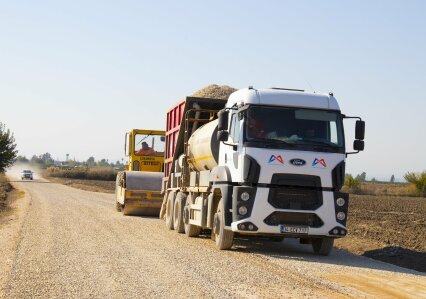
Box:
[290, 159, 306, 166]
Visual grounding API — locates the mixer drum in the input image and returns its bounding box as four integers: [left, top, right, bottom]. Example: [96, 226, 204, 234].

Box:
[187, 119, 219, 171]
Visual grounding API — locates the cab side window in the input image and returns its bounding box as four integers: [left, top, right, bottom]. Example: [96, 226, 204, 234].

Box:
[229, 113, 240, 143]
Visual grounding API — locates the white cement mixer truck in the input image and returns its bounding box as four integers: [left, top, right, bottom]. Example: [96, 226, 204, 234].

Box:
[160, 87, 365, 255]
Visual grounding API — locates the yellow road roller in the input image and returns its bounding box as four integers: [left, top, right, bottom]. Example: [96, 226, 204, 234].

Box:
[115, 129, 165, 216]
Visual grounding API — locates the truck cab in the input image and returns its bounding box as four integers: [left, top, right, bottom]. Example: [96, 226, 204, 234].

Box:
[214, 88, 364, 253]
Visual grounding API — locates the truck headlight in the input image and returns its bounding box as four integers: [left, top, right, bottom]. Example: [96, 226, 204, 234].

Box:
[240, 192, 250, 201]
[238, 206, 248, 216]
[336, 212, 346, 221]
[336, 198, 345, 207]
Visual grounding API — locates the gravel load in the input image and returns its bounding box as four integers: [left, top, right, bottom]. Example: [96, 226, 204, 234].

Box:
[192, 84, 237, 100]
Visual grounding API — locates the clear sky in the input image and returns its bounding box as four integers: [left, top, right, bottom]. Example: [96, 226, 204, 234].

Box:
[1, 1, 425, 180]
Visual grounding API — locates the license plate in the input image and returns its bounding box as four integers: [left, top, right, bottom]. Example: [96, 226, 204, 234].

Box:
[279, 225, 309, 234]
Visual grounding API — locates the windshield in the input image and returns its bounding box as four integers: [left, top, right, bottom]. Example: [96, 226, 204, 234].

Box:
[134, 133, 165, 156]
[245, 106, 344, 153]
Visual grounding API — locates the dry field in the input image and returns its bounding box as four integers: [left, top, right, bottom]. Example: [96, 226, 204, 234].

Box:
[45, 176, 115, 193]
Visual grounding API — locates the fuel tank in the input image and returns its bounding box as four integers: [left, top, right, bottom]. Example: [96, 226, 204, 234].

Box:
[187, 119, 219, 171]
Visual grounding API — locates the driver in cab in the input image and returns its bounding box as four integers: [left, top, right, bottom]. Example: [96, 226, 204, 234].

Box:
[136, 142, 156, 156]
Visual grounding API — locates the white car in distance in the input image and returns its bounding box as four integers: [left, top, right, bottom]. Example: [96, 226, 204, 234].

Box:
[21, 170, 34, 180]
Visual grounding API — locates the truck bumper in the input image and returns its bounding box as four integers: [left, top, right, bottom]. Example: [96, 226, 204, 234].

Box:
[230, 187, 347, 238]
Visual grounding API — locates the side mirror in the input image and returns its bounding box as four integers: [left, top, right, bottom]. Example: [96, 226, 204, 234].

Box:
[217, 130, 229, 142]
[218, 110, 229, 131]
[353, 140, 365, 151]
[160, 136, 165, 142]
[355, 120, 365, 140]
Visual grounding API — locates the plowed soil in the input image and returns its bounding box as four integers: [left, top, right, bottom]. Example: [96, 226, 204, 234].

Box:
[335, 194, 426, 272]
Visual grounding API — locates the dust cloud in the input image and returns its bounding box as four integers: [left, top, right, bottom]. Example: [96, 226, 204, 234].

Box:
[6, 163, 43, 181]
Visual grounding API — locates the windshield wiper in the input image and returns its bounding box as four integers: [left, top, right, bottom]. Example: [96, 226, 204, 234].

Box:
[137, 133, 152, 145]
[297, 139, 338, 148]
[262, 139, 296, 148]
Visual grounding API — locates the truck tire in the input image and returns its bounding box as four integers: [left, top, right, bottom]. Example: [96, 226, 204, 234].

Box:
[173, 192, 186, 233]
[165, 191, 175, 230]
[184, 196, 201, 237]
[213, 199, 234, 250]
[312, 237, 334, 256]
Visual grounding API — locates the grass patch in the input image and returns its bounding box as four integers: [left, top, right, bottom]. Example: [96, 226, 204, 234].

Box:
[343, 181, 419, 197]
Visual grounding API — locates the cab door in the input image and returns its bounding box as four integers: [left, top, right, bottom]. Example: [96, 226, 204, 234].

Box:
[223, 111, 243, 182]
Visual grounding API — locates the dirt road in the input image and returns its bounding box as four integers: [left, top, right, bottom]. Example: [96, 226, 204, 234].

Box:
[1, 175, 425, 298]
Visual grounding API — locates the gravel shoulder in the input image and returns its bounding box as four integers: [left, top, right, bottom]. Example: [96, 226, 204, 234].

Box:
[1, 175, 425, 298]
[0, 182, 31, 298]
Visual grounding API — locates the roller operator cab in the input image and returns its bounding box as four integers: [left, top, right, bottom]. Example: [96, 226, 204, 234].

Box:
[162, 88, 365, 255]
[115, 129, 166, 216]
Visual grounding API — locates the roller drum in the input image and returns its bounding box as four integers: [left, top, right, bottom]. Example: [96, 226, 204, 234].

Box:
[125, 171, 163, 191]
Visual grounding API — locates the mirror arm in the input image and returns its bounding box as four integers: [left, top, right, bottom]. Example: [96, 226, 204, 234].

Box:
[221, 141, 238, 151]
[343, 115, 362, 121]
[345, 150, 360, 157]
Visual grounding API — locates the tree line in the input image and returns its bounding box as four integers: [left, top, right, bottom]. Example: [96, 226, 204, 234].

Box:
[16, 154, 123, 169]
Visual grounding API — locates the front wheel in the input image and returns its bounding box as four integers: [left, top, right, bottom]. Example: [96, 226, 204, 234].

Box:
[312, 237, 334, 256]
[212, 199, 234, 250]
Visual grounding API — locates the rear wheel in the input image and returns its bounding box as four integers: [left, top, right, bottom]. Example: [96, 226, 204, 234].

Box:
[312, 237, 334, 256]
[173, 192, 186, 233]
[165, 191, 175, 230]
[184, 195, 201, 237]
[213, 199, 234, 250]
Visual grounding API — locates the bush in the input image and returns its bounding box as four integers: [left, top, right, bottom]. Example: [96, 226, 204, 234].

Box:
[0, 122, 17, 172]
[0, 173, 12, 203]
[46, 167, 118, 181]
[404, 171, 426, 197]
[344, 174, 361, 193]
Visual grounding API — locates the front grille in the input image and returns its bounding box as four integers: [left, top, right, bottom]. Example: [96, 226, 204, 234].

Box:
[264, 211, 324, 228]
[268, 174, 323, 210]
